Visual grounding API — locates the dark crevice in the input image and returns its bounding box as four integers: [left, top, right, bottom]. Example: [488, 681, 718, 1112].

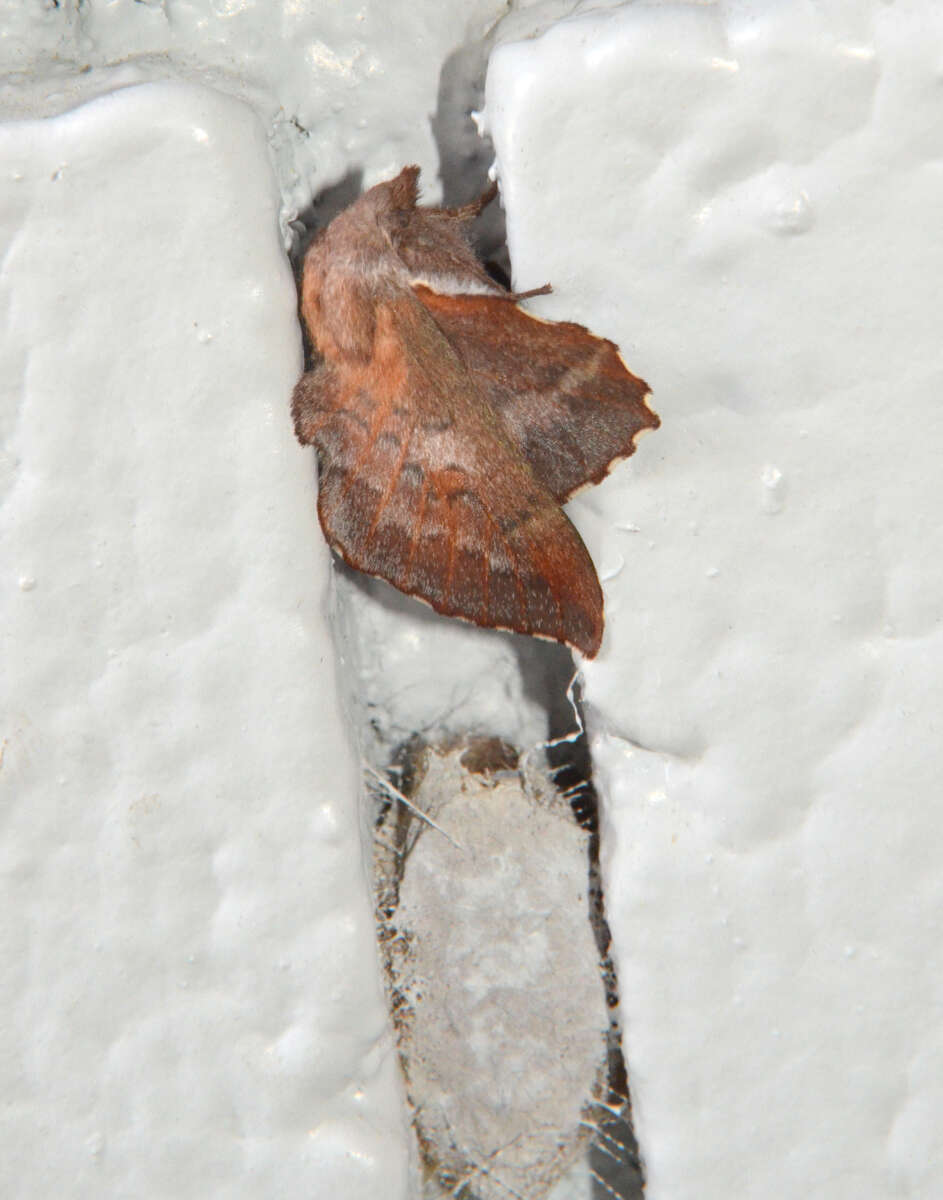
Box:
[431, 41, 644, 1195]
[544, 672, 645, 1199]
[429, 37, 511, 285]
[288, 35, 646, 1196]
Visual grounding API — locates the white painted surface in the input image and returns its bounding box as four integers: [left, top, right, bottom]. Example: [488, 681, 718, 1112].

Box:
[0, 0, 507, 223]
[0, 84, 407, 1198]
[5, 1, 940, 1196]
[334, 570, 564, 759]
[486, 3, 943, 1196]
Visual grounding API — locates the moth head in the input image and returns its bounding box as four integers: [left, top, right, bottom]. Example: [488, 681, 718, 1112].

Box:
[363, 166, 423, 255]
[309, 166, 421, 277]
[300, 170, 424, 357]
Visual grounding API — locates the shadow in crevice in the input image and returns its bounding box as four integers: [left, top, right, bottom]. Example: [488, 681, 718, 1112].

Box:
[292, 168, 364, 251]
[433, 38, 647, 1200]
[537, 653, 646, 1200]
[430, 37, 511, 284]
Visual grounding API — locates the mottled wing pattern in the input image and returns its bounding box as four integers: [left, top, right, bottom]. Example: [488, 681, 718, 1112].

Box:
[413, 286, 658, 502]
[291, 295, 604, 656]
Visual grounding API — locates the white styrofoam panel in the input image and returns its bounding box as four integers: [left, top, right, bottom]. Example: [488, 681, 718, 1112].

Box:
[485, 2, 943, 1196]
[0, 83, 408, 1198]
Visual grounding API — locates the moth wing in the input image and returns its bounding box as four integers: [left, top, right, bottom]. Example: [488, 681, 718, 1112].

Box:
[413, 286, 659, 502]
[291, 298, 605, 656]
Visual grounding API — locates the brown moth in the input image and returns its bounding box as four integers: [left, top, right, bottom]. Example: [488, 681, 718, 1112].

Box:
[291, 166, 658, 657]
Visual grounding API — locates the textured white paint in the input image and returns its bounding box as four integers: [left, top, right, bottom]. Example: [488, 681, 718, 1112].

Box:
[5, 1, 940, 1196]
[0, 0, 507, 220]
[0, 83, 407, 1198]
[485, 3, 943, 1196]
[334, 570, 563, 760]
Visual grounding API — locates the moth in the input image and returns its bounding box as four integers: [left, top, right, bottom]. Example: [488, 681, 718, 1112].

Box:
[292, 166, 658, 657]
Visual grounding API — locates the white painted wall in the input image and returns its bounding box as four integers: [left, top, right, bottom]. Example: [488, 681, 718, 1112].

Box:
[2, 2, 940, 1197]
[0, 82, 407, 1198]
[486, 4, 943, 1197]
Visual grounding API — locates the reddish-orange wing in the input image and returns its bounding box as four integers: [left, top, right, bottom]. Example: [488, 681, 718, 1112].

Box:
[293, 166, 659, 657]
[292, 295, 605, 656]
[413, 287, 658, 503]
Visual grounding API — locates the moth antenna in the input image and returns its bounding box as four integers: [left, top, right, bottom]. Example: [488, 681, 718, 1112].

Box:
[505, 283, 553, 301]
[442, 178, 499, 222]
